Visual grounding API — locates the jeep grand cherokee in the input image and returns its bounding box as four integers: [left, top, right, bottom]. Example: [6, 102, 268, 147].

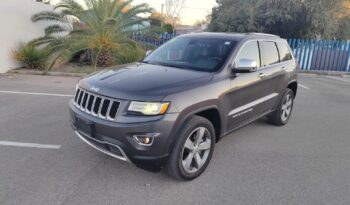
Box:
[69, 32, 298, 180]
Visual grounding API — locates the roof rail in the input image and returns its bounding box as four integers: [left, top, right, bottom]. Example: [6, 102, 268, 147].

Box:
[246, 33, 280, 38]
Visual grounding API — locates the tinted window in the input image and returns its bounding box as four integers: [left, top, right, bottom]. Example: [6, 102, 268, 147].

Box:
[144, 38, 237, 72]
[259, 41, 279, 66]
[236, 41, 260, 67]
[277, 42, 293, 61]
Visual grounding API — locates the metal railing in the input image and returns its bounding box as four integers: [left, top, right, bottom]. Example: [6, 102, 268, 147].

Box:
[131, 32, 178, 47]
[288, 39, 350, 72]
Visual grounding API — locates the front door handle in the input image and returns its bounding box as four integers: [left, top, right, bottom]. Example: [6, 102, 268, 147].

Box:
[259, 73, 267, 78]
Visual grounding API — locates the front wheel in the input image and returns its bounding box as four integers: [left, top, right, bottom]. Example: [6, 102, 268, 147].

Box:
[166, 116, 215, 180]
[268, 88, 295, 126]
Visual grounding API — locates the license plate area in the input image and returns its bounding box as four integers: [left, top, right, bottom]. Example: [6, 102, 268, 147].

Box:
[75, 117, 95, 138]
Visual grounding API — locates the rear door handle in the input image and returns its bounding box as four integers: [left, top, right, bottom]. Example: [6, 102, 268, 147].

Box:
[259, 73, 267, 78]
[282, 67, 287, 71]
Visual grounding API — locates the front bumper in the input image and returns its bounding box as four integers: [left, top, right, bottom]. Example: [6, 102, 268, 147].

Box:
[74, 131, 131, 162]
[69, 100, 179, 171]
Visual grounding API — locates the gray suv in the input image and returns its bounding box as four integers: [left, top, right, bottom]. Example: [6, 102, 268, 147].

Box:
[69, 32, 298, 180]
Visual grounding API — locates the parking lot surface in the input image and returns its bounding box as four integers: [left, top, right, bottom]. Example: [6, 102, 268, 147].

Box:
[0, 73, 349, 205]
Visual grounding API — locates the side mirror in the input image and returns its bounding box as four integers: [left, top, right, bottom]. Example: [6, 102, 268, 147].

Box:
[145, 50, 153, 56]
[232, 58, 258, 73]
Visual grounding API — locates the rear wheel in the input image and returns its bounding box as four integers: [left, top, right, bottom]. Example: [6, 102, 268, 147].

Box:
[166, 116, 215, 180]
[268, 88, 294, 126]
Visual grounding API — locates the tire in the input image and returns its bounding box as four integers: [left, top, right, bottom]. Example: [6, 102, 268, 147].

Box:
[166, 115, 215, 180]
[268, 88, 294, 126]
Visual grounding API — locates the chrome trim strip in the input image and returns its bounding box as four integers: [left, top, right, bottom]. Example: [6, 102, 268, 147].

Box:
[91, 96, 97, 116]
[106, 102, 113, 121]
[97, 98, 104, 117]
[228, 93, 279, 116]
[74, 131, 131, 163]
[85, 94, 91, 113]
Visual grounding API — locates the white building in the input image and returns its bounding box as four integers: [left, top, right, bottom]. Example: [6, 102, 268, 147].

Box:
[0, 0, 53, 73]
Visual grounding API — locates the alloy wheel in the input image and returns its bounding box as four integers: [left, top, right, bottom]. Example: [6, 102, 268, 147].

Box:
[281, 93, 293, 122]
[181, 127, 212, 174]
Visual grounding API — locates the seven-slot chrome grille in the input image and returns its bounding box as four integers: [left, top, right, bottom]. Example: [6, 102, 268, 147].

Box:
[73, 87, 120, 121]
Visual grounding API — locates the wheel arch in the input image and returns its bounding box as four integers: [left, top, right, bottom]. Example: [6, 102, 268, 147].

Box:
[287, 81, 298, 97]
[181, 105, 222, 141]
[194, 108, 222, 143]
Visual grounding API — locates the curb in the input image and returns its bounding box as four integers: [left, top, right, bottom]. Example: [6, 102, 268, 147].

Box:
[7, 69, 87, 78]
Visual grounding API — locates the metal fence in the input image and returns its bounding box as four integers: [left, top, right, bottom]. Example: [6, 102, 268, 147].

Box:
[131, 33, 178, 47]
[288, 39, 350, 72]
[131, 33, 350, 73]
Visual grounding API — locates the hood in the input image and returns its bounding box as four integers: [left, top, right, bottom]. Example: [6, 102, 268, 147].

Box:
[80, 63, 213, 101]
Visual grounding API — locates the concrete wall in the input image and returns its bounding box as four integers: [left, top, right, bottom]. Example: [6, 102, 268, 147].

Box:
[0, 0, 53, 73]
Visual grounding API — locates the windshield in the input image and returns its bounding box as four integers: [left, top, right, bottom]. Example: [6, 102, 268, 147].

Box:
[143, 37, 237, 72]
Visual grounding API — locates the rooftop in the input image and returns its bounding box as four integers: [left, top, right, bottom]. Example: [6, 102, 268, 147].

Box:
[178, 32, 281, 41]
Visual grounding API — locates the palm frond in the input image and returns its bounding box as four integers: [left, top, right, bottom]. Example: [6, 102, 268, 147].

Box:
[30, 36, 58, 46]
[45, 24, 71, 35]
[54, 0, 84, 12]
[31, 11, 68, 23]
[111, 0, 133, 18]
[31, 0, 153, 69]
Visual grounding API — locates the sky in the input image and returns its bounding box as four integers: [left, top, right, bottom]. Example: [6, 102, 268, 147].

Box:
[51, 0, 217, 25]
[132, 0, 217, 25]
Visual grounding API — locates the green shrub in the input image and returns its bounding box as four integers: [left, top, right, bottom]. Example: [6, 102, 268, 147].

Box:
[114, 45, 145, 65]
[140, 43, 157, 51]
[13, 43, 49, 70]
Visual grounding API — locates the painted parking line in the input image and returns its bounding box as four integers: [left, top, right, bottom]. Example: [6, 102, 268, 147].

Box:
[325, 76, 350, 83]
[0, 90, 73, 97]
[298, 84, 310, 90]
[0, 141, 61, 149]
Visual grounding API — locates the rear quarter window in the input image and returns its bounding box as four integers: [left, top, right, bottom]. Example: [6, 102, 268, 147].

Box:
[277, 42, 293, 62]
[259, 41, 279, 67]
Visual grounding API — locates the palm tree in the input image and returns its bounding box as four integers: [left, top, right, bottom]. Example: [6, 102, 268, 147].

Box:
[31, 0, 153, 71]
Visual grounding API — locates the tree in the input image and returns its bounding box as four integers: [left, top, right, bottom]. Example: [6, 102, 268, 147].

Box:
[163, 23, 174, 33]
[208, 0, 346, 39]
[305, 0, 343, 38]
[31, 0, 152, 70]
[336, 0, 350, 39]
[165, 0, 187, 30]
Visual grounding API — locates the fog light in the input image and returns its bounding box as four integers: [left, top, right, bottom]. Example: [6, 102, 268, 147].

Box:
[133, 134, 159, 146]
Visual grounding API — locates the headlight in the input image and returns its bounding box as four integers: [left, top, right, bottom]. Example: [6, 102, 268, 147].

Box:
[128, 101, 169, 115]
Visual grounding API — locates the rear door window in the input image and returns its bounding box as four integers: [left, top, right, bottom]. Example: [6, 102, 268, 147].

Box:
[259, 41, 280, 67]
[277, 42, 293, 62]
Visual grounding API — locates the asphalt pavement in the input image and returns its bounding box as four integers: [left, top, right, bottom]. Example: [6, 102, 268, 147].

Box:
[0, 73, 349, 205]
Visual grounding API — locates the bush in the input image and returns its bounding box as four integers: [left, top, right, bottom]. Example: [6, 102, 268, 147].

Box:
[13, 43, 49, 70]
[140, 43, 158, 51]
[114, 45, 145, 65]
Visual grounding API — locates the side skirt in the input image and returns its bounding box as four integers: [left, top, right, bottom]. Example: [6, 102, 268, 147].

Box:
[220, 109, 275, 139]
